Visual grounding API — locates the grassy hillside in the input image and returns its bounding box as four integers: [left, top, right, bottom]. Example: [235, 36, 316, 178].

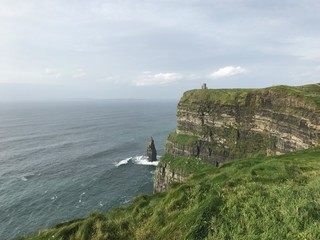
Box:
[20, 147, 320, 240]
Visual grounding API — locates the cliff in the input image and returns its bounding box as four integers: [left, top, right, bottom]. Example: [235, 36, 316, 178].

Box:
[153, 163, 187, 193]
[154, 154, 212, 192]
[155, 84, 320, 192]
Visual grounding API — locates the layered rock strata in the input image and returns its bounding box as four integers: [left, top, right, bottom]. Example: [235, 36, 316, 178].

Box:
[153, 163, 189, 193]
[167, 85, 320, 163]
[155, 84, 320, 192]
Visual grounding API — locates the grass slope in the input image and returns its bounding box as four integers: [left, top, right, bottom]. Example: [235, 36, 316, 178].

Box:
[20, 148, 320, 240]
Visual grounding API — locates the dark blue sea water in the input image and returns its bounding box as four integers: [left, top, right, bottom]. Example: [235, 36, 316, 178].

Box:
[0, 100, 177, 239]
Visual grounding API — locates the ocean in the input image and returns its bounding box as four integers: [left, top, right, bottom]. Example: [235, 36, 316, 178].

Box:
[0, 100, 177, 239]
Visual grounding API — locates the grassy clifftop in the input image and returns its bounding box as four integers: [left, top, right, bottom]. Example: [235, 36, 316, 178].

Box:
[21, 147, 320, 240]
[180, 83, 320, 107]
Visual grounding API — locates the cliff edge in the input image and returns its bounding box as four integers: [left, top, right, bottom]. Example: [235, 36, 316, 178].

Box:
[155, 84, 320, 192]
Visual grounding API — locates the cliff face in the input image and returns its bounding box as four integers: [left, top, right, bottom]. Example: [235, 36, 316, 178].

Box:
[168, 85, 320, 162]
[154, 84, 320, 192]
[153, 162, 189, 192]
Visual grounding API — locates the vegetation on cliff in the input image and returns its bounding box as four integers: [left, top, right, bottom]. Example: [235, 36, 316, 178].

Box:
[168, 132, 199, 146]
[180, 83, 320, 107]
[169, 84, 320, 163]
[160, 154, 212, 174]
[20, 147, 320, 240]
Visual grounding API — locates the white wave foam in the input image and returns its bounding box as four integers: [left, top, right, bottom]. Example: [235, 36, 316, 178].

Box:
[21, 176, 28, 181]
[78, 192, 86, 203]
[115, 157, 132, 167]
[20, 173, 36, 181]
[115, 155, 160, 167]
[133, 156, 159, 166]
[51, 194, 58, 200]
[121, 199, 131, 205]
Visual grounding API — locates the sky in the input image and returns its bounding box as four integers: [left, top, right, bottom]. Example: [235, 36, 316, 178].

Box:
[1, 0, 320, 100]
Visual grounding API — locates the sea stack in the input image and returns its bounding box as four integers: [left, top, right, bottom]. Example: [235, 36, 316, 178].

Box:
[147, 137, 157, 162]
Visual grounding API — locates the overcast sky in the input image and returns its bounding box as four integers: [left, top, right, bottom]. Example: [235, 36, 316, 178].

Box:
[1, 0, 320, 100]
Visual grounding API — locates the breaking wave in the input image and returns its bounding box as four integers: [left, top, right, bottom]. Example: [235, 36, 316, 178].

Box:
[115, 155, 160, 167]
[19, 173, 40, 181]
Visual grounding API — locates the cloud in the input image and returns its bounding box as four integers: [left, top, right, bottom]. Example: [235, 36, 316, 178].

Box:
[210, 66, 247, 79]
[72, 69, 87, 79]
[133, 72, 183, 86]
[44, 68, 61, 79]
[0, 70, 42, 84]
[1, 1, 320, 100]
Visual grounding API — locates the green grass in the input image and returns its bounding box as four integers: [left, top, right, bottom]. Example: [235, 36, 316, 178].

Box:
[180, 83, 320, 107]
[167, 131, 199, 145]
[160, 153, 213, 175]
[266, 84, 320, 107]
[20, 147, 320, 240]
[180, 88, 253, 106]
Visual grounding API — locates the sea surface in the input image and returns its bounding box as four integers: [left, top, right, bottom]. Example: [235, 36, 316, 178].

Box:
[0, 100, 177, 239]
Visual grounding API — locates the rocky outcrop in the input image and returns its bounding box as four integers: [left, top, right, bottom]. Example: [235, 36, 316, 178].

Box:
[153, 162, 189, 192]
[147, 137, 157, 162]
[154, 84, 320, 192]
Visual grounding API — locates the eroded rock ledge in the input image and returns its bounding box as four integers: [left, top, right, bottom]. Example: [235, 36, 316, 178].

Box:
[153, 162, 189, 193]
